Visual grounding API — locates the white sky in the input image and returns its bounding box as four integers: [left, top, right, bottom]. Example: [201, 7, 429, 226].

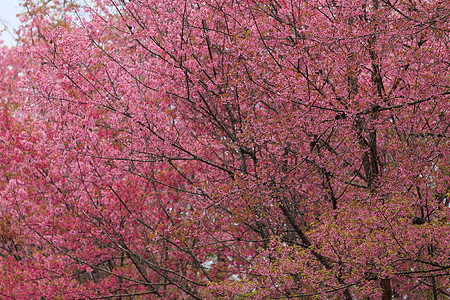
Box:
[0, 0, 22, 46]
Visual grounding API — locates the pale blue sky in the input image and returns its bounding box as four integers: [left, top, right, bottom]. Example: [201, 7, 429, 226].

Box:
[0, 0, 22, 46]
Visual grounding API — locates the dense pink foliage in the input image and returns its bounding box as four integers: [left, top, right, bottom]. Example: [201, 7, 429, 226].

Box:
[0, 0, 449, 298]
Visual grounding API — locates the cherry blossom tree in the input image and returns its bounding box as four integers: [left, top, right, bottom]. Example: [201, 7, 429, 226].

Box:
[0, 0, 449, 298]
